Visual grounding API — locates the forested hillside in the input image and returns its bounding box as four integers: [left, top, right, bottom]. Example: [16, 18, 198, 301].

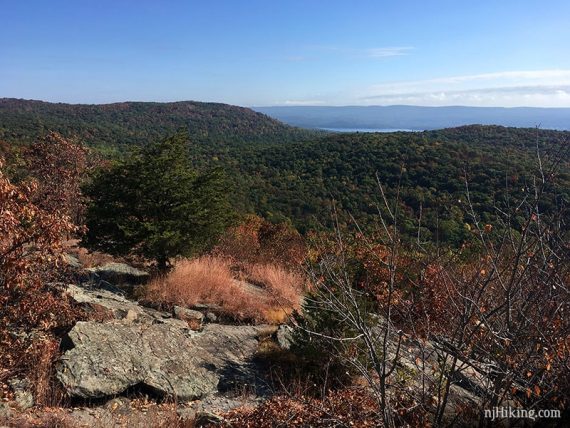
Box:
[1, 112, 569, 426]
[187, 125, 570, 244]
[0, 98, 316, 152]
[1, 99, 568, 246]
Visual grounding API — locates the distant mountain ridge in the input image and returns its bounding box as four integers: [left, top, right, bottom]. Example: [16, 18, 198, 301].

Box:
[253, 105, 570, 131]
[0, 98, 315, 150]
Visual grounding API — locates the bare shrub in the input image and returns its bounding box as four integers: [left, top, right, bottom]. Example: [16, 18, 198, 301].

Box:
[291, 139, 569, 426]
[214, 214, 307, 269]
[424, 166, 570, 424]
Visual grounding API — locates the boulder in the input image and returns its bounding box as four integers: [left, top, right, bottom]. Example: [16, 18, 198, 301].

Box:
[275, 325, 293, 350]
[174, 306, 204, 326]
[8, 378, 33, 411]
[191, 303, 222, 323]
[87, 262, 150, 285]
[57, 321, 267, 401]
[65, 283, 185, 327]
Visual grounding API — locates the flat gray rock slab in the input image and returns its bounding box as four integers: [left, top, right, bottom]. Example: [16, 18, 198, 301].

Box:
[87, 262, 150, 284]
[65, 283, 176, 324]
[57, 321, 266, 401]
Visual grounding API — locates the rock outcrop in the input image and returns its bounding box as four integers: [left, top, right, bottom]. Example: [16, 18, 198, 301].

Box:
[87, 262, 150, 285]
[58, 284, 269, 401]
[51, 264, 496, 426]
[173, 306, 205, 327]
[7, 378, 34, 411]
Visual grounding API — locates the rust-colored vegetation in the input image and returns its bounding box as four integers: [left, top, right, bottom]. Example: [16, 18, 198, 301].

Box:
[142, 215, 308, 323]
[0, 134, 88, 407]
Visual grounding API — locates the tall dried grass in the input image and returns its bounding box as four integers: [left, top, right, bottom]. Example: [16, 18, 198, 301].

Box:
[143, 256, 305, 323]
[246, 263, 304, 309]
[28, 337, 66, 408]
[144, 256, 258, 320]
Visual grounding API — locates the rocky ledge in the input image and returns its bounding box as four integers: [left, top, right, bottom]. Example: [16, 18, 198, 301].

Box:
[58, 283, 275, 402]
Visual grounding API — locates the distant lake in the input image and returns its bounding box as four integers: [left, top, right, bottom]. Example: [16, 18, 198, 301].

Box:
[321, 127, 421, 133]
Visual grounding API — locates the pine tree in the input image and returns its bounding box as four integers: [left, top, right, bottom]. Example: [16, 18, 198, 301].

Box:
[83, 133, 233, 269]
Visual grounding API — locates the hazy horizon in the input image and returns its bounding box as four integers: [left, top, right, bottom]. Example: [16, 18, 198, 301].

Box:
[6, 98, 569, 131]
[5, 97, 570, 111]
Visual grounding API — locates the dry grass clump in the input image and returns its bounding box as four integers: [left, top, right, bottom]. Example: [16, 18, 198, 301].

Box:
[245, 263, 305, 323]
[144, 256, 259, 320]
[145, 256, 234, 307]
[246, 264, 304, 307]
[143, 256, 305, 323]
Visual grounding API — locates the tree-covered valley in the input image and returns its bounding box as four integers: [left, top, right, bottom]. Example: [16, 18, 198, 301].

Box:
[2, 99, 569, 247]
[201, 125, 570, 244]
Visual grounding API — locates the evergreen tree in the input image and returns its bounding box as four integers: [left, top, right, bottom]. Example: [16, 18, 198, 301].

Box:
[83, 133, 233, 269]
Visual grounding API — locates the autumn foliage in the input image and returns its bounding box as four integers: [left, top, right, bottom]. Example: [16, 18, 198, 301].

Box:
[213, 214, 307, 270]
[0, 135, 88, 406]
[144, 215, 308, 322]
[0, 158, 77, 306]
[24, 132, 89, 224]
[142, 216, 308, 323]
[299, 204, 569, 423]
[220, 388, 380, 427]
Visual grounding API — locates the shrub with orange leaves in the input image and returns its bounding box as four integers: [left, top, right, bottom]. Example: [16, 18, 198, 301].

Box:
[0, 156, 84, 406]
[214, 214, 307, 270]
[24, 132, 89, 226]
[0, 158, 77, 295]
[339, 237, 452, 336]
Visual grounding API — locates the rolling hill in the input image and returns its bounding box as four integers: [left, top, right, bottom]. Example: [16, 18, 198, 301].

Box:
[185, 125, 570, 241]
[1, 99, 567, 245]
[0, 98, 316, 151]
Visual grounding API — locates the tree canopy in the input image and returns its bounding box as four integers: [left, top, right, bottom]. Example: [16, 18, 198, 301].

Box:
[83, 133, 233, 268]
[0, 98, 318, 153]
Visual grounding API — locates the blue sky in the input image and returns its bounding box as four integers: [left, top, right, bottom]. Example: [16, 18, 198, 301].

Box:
[2, 0, 570, 106]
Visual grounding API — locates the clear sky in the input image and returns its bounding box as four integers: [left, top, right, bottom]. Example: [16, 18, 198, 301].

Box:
[2, 0, 570, 107]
